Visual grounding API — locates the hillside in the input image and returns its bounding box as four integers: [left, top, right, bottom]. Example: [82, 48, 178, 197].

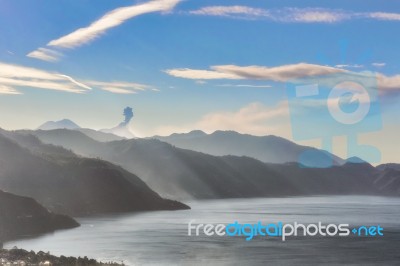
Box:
[0, 190, 79, 243]
[0, 129, 189, 216]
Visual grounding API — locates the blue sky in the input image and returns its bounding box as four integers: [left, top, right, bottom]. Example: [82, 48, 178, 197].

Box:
[0, 0, 399, 162]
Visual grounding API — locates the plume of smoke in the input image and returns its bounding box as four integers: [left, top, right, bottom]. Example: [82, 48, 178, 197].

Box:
[123, 107, 134, 125]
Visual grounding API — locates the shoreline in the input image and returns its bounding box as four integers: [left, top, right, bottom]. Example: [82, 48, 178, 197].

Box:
[0, 248, 124, 266]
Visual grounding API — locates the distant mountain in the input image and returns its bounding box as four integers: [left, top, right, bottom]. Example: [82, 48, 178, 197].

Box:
[38, 119, 80, 130]
[376, 163, 400, 172]
[345, 156, 368, 164]
[0, 190, 79, 243]
[0, 129, 189, 216]
[28, 129, 391, 200]
[76, 128, 125, 142]
[154, 130, 345, 168]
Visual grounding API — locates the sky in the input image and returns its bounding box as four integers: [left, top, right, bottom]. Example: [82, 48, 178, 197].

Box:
[0, 0, 399, 163]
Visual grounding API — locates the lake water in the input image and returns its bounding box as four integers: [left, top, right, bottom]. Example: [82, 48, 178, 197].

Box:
[5, 196, 400, 265]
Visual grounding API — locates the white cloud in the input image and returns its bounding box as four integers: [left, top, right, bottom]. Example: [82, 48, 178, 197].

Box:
[166, 62, 400, 94]
[281, 8, 349, 23]
[190, 6, 349, 23]
[372, 62, 386, 68]
[85, 80, 154, 94]
[48, 0, 181, 49]
[27, 48, 62, 62]
[335, 64, 364, 69]
[154, 101, 291, 137]
[0, 62, 91, 94]
[217, 84, 272, 88]
[0, 85, 22, 95]
[0, 61, 155, 95]
[28, 0, 182, 61]
[190, 6, 268, 19]
[377, 73, 400, 92]
[166, 63, 344, 82]
[164, 68, 243, 80]
[195, 80, 207, 85]
[368, 12, 400, 21]
[190, 6, 400, 23]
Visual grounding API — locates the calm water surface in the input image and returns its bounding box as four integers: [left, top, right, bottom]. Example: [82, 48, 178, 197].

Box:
[5, 196, 400, 265]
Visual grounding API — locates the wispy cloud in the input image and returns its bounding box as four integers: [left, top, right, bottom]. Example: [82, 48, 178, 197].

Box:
[190, 6, 268, 19]
[27, 48, 62, 62]
[190, 6, 400, 23]
[28, 0, 182, 61]
[165, 68, 243, 80]
[165, 63, 344, 82]
[372, 62, 386, 68]
[0, 61, 155, 95]
[368, 12, 400, 21]
[217, 84, 272, 88]
[85, 80, 154, 94]
[0, 62, 91, 94]
[0, 85, 22, 95]
[166, 62, 400, 94]
[377, 73, 400, 93]
[334, 64, 364, 69]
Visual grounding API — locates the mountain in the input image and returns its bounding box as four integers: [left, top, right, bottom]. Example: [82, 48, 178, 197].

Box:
[0, 190, 79, 243]
[376, 163, 400, 172]
[0, 129, 189, 216]
[345, 156, 368, 164]
[76, 128, 125, 142]
[37, 119, 80, 130]
[28, 129, 390, 200]
[154, 130, 345, 168]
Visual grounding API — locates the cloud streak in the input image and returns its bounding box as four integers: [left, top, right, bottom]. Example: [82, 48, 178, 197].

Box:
[85, 80, 154, 94]
[166, 62, 400, 94]
[0, 62, 91, 94]
[28, 0, 181, 61]
[166, 63, 344, 82]
[190, 6, 400, 23]
[0, 61, 155, 95]
[0, 85, 22, 95]
[27, 48, 62, 62]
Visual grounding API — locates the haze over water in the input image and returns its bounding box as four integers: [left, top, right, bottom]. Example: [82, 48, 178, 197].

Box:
[5, 196, 400, 265]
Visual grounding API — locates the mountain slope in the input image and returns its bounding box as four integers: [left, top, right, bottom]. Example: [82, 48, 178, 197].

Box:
[373, 168, 400, 196]
[37, 119, 80, 130]
[0, 190, 79, 242]
[28, 129, 388, 200]
[154, 130, 345, 167]
[76, 128, 125, 142]
[0, 129, 189, 216]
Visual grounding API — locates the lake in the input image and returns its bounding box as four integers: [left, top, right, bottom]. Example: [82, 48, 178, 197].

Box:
[5, 196, 400, 265]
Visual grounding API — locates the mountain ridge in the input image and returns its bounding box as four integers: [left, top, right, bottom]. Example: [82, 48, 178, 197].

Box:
[154, 130, 345, 168]
[26, 128, 398, 200]
[37, 119, 80, 130]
